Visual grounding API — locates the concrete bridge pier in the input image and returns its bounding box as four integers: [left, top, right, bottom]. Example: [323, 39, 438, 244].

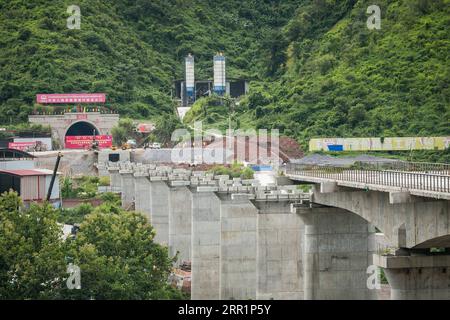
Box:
[134, 173, 151, 223]
[374, 253, 450, 300]
[218, 194, 258, 300]
[108, 167, 121, 192]
[119, 170, 134, 209]
[296, 205, 377, 300]
[149, 179, 170, 245]
[168, 183, 192, 264]
[190, 190, 222, 300]
[255, 201, 304, 300]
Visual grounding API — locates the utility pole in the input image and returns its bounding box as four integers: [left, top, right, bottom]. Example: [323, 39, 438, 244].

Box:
[226, 97, 235, 154]
[47, 152, 63, 201]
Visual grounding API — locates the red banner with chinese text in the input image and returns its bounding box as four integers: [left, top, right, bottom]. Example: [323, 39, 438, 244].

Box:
[65, 135, 112, 149]
[37, 93, 106, 104]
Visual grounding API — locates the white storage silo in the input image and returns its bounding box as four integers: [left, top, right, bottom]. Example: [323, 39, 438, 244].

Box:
[213, 53, 226, 95]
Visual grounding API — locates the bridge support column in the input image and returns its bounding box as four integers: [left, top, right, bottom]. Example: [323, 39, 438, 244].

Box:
[219, 194, 258, 300]
[168, 186, 192, 264]
[190, 190, 221, 300]
[149, 180, 170, 245]
[119, 170, 134, 209]
[134, 174, 151, 223]
[255, 201, 304, 300]
[297, 206, 376, 300]
[108, 167, 121, 192]
[374, 254, 450, 300]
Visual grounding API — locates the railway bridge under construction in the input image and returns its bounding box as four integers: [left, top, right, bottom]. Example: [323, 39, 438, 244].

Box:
[100, 160, 450, 300]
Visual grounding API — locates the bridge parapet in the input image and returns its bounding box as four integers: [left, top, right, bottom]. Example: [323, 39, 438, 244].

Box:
[286, 161, 450, 197]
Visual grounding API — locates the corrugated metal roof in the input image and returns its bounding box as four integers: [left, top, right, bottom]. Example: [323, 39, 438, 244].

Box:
[0, 148, 36, 159]
[0, 169, 54, 177]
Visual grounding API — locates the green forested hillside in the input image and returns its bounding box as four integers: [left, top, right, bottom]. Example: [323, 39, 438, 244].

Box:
[247, 0, 450, 141]
[0, 0, 449, 149]
[184, 0, 450, 146]
[0, 0, 298, 122]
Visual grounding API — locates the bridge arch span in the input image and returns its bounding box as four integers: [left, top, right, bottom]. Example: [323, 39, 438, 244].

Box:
[310, 184, 450, 249]
[414, 234, 450, 249]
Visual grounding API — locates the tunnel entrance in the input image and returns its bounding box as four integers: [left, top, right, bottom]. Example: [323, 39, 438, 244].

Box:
[66, 121, 99, 137]
[64, 121, 101, 149]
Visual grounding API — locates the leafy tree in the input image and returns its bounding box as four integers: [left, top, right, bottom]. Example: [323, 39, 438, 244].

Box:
[0, 0, 301, 120]
[209, 163, 254, 179]
[0, 191, 185, 300]
[58, 203, 94, 225]
[0, 192, 67, 299]
[111, 118, 136, 145]
[62, 203, 182, 300]
[348, 104, 367, 126]
[152, 113, 186, 147]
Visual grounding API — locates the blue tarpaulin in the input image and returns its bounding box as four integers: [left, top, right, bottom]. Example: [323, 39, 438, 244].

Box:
[327, 144, 344, 151]
[251, 165, 273, 171]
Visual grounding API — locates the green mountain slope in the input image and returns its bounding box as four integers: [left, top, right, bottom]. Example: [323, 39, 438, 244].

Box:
[186, 0, 450, 152]
[1, 0, 448, 154]
[185, 0, 449, 145]
[0, 0, 299, 122]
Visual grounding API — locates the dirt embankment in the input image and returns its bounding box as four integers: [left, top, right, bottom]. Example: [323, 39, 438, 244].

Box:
[33, 150, 98, 176]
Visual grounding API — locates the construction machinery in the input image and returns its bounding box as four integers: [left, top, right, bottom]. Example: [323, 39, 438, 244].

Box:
[120, 139, 137, 150]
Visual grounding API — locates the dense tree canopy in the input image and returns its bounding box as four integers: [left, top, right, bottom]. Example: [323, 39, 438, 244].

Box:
[0, 193, 66, 299]
[0, 0, 448, 160]
[0, 191, 184, 300]
[184, 0, 450, 159]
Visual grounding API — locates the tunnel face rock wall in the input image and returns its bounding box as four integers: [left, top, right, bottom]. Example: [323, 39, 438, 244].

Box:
[257, 208, 304, 300]
[298, 206, 376, 300]
[35, 151, 97, 176]
[219, 196, 258, 300]
[168, 186, 192, 264]
[191, 191, 222, 300]
[29, 113, 119, 148]
[150, 181, 170, 245]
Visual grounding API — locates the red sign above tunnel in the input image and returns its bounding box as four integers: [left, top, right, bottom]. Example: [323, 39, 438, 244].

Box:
[65, 135, 113, 149]
[37, 93, 106, 104]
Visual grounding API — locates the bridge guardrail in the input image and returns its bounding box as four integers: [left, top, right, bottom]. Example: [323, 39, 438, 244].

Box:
[355, 160, 450, 175]
[286, 161, 450, 193]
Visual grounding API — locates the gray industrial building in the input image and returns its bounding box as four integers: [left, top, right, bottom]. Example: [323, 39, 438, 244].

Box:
[0, 169, 60, 205]
[0, 148, 35, 170]
[173, 78, 249, 107]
